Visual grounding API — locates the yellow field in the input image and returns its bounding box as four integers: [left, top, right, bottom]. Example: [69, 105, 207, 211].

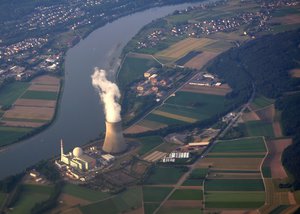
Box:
[155, 38, 216, 60]
[152, 110, 197, 123]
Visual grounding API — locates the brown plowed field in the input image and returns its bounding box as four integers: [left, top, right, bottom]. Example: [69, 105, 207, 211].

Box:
[241, 111, 260, 122]
[184, 51, 219, 69]
[4, 106, 54, 121]
[164, 200, 203, 208]
[181, 84, 231, 96]
[265, 139, 292, 179]
[255, 104, 275, 122]
[199, 158, 263, 170]
[1, 120, 44, 128]
[289, 68, 300, 78]
[28, 84, 60, 92]
[273, 122, 283, 138]
[15, 99, 56, 108]
[32, 75, 60, 85]
[124, 124, 153, 134]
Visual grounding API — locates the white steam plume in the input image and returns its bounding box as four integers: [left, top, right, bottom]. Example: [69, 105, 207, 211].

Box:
[91, 68, 121, 123]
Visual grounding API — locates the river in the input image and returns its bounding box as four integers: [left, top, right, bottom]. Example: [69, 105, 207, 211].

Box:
[0, 2, 208, 179]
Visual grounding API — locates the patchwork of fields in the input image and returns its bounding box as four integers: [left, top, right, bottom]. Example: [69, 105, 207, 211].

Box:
[0, 75, 60, 147]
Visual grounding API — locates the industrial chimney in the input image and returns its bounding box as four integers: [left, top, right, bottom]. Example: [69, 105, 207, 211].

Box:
[102, 121, 127, 153]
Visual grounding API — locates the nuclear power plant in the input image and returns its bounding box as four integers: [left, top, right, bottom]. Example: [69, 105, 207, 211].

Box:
[102, 121, 127, 154]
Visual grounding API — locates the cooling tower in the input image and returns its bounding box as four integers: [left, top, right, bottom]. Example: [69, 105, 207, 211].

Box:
[102, 121, 127, 153]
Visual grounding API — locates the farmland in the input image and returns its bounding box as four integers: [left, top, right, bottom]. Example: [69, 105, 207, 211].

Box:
[117, 54, 160, 89]
[62, 184, 110, 202]
[0, 82, 30, 106]
[211, 137, 266, 153]
[139, 92, 227, 129]
[80, 187, 142, 214]
[243, 121, 275, 138]
[145, 166, 185, 185]
[205, 179, 265, 191]
[0, 75, 60, 147]
[250, 95, 274, 110]
[137, 136, 164, 156]
[205, 191, 265, 208]
[11, 184, 54, 214]
[169, 189, 203, 200]
[155, 38, 216, 61]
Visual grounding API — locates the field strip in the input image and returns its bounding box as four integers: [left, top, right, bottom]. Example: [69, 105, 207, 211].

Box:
[155, 38, 216, 59]
[152, 110, 197, 123]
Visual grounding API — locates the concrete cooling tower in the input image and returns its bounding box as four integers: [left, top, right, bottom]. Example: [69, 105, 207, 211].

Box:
[102, 121, 127, 153]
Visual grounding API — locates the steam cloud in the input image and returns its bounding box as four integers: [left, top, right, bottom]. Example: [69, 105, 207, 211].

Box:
[91, 68, 121, 123]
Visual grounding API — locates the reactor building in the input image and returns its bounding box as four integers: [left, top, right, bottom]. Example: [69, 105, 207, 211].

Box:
[60, 140, 96, 171]
[102, 121, 127, 154]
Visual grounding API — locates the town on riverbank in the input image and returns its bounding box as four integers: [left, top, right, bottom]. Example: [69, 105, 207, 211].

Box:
[1, 0, 300, 213]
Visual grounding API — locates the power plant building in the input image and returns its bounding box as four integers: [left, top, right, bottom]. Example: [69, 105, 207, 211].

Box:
[60, 140, 96, 171]
[102, 121, 127, 154]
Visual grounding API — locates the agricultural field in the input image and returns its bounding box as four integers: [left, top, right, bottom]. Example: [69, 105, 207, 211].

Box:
[158, 207, 203, 214]
[140, 91, 227, 129]
[80, 186, 142, 214]
[183, 51, 219, 69]
[155, 38, 216, 61]
[145, 166, 185, 185]
[0, 192, 6, 207]
[205, 191, 265, 208]
[169, 189, 203, 200]
[137, 136, 164, 156]
[11, 184, 54, 214]
[211, 137, 266, 153]
[205, 179, 265, 191]
[250, 95, 274, 110]
[289, 68, 300, 78]
[62, 184, 110, 202]
[117, 54, 160, 89]
[0, 75, 60, 147]
[0, 82, 30, 106]
[243, 121, 275, 138]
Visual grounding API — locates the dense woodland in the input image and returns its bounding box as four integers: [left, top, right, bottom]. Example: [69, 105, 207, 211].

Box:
[208, 29, 300, 187]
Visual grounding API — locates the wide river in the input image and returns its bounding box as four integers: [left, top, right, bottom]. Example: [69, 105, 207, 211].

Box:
[0, 2, 208, 179]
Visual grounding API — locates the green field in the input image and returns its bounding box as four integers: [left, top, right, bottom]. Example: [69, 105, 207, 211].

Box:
[205, 191, 265, 208]
[138, 136, 164, 155]
[205, 179, 265, 191]
[144, 203, 160, 214]
[262, 166, 272, 178]
[189, 168, 209, 179]
[251, 95, 274, 110]
[11, 184, 54, 214]
[21, 90, 58, 100]
[0, 126, 33, 147]
[81, 187, 142, 214]
[244, 121, 275, 137]
[63, 184, 110, 202]
[158, 207, 203, 214]
[207, 154, 265, 158]
[169, 189, 203, 200]
[143, 187, 172, 203]
[182, 179, 204, 186]
[118, 55, 160, 89]
[144, 113, 188, 126]
[0, 192, 6, 207]
[145, 167, 185, 185]
[211, 137, 266, 153]
[145, 92, 227, 126]
[0, 82, 30, 106]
